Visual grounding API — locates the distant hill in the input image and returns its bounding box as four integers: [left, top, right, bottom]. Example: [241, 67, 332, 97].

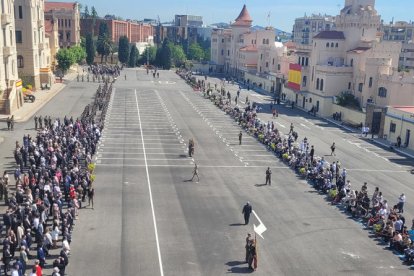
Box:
[251, 25, 291, 36]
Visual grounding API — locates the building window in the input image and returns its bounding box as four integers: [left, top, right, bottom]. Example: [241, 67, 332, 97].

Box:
[221, 39, 224, 43]
[378, 87, 387, 97]
[263, 38, 266, 44]
[331, 42, 334, 47]
[335, 43, 338, 48]
[260, 54, 263, 60]
[227, 50, 230, 56]
[272, 58, 275, 65]
[17, 55, 24, 68]
[326, 42, 329, 48]
[305, 57, 309, 66]
[66, 31, 71, 42]
[302, 76, 307, 87]
[265, 62, 269, 68]
[348, 82, 351, 90]
[350, 59, 354, 67]
[390, 122, 396, 133]
[316, 78, 320, 90]
[277, 64, 281, 71]
[358, 83, 363, 92]
[368, 77, 373, 88]
[221, 49, 224, 56]
[15, 31, 22, 43]
[18, 6, 23, 19]
[266, 39, 269, 44]
[320, 79, 324, 91]
[309, 97, 312, 103]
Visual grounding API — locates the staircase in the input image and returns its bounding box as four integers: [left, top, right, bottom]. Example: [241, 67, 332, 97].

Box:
[0, 88, 10, 114]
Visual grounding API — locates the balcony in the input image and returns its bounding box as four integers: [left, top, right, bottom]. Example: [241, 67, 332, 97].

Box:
[1, 14, 13, 25]
[3, 46, 15, 57]
[315, 64, 353, 74]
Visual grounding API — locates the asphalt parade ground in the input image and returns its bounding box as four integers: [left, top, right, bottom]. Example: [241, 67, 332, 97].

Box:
[64, 68, 414, 275]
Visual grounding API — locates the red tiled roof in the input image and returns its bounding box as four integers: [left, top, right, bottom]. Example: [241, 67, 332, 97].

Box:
[232, 5, 252, 27]
[314, 31, 345, 40]
[45, 2, 76, 12]
[235, 5, 252, 22]
[240, 45, 257, 52]
[347, 47, 371, 54]
[284, 41, 296, 49]
[393, 106, 414, 113]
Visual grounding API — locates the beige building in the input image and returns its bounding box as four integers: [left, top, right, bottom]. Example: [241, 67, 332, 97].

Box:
[292, 14, 336, 45]
[45, 17, 59, 70]
[0, 0, 23, 114]
[383, 106, 414, 151]
[14, 0, 53, 90]
[211, 5, 293, 97]
[284, 1, 414, 125]
[44, 1, 80, 48]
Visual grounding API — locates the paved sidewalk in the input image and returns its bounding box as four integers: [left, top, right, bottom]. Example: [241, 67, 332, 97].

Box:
[0, 72, 77, 123]
[200, 74, 414, 160]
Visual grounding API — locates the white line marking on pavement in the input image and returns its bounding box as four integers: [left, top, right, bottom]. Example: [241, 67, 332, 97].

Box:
[275, 122, 286, 128]
[134, 89, 164, 276]
[300, 123, 311, 130]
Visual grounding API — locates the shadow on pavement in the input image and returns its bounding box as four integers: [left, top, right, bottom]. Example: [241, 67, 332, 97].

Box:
[229, 223, 245, 226]
[225, 260, 253, 274]
[254, 183, 267, 187]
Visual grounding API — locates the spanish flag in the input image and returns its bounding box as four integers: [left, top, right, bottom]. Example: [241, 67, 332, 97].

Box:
[288, 64, 302, 91]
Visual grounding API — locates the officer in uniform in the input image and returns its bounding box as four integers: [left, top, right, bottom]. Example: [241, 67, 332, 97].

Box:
[239, 131, 243, 145]
[265, 167, 272, 185]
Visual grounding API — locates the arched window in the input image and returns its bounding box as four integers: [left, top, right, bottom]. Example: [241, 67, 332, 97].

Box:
[378, 87, 387, 97]
[17, 55, 24, 68]
[326, 42, 330, 48]
[368, 77, 373, 88]
[331, 42, 334, 47]
[316, 78, 320, 90]
[320, 79, 324, 91]
[350, 59, 354, 67]
[335, 43, 338, 48]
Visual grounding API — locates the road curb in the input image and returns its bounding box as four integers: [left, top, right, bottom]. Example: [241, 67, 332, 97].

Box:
[371, 139, 414, 159]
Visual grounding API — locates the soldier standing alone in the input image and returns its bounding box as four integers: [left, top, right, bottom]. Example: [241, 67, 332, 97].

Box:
[265, 167, 272, 185]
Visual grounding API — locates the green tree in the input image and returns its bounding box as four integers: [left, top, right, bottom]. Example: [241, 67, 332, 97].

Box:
[85, 34, 95, 65]
[70, 45, 86, 64]
[169, 43, 186, 67]
[56, 48, 76, 74]
[128, 45, 138, 67]
[203, 47, 211, 61]
[160, 38, 172, 69]
[139, 46, 157, 65]
[83, 5, 89, 19]
[96, 22, 111, 63]
[91, 6, 98, 36]
[188, 42, 204, 61]
[118, 36, 130, 64]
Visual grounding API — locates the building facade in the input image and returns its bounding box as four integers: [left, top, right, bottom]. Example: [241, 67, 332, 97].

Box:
[292, 14, 336, 45]
[211, 5, 293, 96]
[382, 21, 414, 70]
[14, 0, 52, 90]
[44, 1, 81, 48]
[0, 0, 23, 114]
[44, 17, 59, 69]
[80, 18, 154, 44]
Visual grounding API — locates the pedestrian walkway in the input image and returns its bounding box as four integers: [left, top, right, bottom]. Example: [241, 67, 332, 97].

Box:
[0, 72, 77, 123]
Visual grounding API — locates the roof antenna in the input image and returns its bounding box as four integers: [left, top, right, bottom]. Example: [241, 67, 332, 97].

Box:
[267, 11, 271, 27]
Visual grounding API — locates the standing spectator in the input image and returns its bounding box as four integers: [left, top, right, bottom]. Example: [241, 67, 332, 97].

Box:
[242, 202, 252, 225]
[330, 142, 336, 156]
[238, 131, 243, 145]
[265, 167, 272, 185]
[397, 193, 406, 213]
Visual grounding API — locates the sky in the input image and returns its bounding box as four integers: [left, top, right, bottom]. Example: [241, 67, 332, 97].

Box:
[55, 0, 412, 32]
